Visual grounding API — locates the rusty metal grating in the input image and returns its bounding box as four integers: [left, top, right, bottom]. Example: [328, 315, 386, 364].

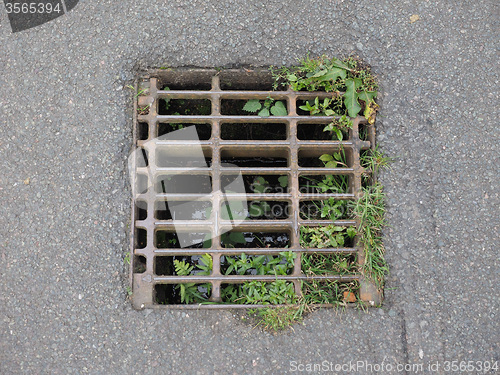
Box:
[130, 69, 381, 309]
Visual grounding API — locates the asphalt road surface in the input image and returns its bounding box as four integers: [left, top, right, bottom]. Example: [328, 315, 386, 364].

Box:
[0, 1, 498, 373]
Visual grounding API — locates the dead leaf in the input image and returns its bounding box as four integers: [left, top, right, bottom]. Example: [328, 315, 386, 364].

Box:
[410, 14, 420, 23]
[343, 291, 357, 303]
[364, 100, 380, 125]
[23, 178, 30, 185]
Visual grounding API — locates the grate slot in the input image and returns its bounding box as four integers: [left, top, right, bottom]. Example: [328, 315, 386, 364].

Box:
[130, 69, 379, 309]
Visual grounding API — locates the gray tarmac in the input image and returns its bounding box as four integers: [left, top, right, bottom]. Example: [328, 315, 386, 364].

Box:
[0, 1, 498, 373]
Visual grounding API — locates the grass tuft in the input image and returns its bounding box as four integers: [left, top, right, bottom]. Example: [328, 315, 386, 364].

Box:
[250, 306, 303, 332]
[349, 183, 389, 288]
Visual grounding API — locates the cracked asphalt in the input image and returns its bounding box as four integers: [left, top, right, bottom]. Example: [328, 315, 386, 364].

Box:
[0, 0, 498, 374]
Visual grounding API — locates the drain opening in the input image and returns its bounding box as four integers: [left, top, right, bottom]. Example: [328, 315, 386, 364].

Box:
[221, 231, 291, 249]
[158, 123, 212, 140]
[155, 254, 212, 276]
[155, 283, 212, 304]
[156, 231, 211, 249]
[135, 228, 147, 249]
[135, 201, 147, 221]
[221, 123, 287, 140]
[220, 148, 289, 167]
[302, 252, 358, 275]
[136, 148, 149, 167]
[221, 200, 290, 220]
[155, 200, 211, 220]
[137, 122, 149, 140]
[158, 99, 211, 116]
[221, 174, 290, 194]
[298, 149, 351, 167]
[134, 255, 147, 273]
[156, 146, 212, 168]
[220, 254, 295, 275]
[299, 200, 352, 220]
[136, 174, 149, 195]
[220, 282, 296, 304]
[156, 175, 212, 194]
[298, 175, 350, 194]
[297, 123, 349, 141]
[301, 280, 360, 304]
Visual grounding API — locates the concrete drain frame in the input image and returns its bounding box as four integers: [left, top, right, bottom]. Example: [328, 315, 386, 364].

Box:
[130, 68, 381, 309]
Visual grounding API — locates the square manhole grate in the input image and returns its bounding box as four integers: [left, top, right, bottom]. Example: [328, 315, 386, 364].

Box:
[130, 68, 381, 309]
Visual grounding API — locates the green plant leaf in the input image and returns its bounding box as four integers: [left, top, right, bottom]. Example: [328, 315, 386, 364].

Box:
[270, 101, 288, 116]
[249, 203, 263, 217]
[263, 99, 273, 108]
[334, 128, 343, 141]
[358, 91, 377, 102]
[260, 202, 271, 212]
[278, 176, 288, 188]
[336, 233, 345, 246]
[255, 176, 266, 184]
[317, 68, 347, 82]
[204, 206, 212, 219]
[198, 254, 213, 275]
[229, 232, 246, 244]
[329, 58, 352, 71]
[310, 69, 328, 78]
[328, 237, 337, 247]
[344, 78, 362, 118]
[253, 184, 266, 193]
[174, 260, 194, 276]
[319, 154, 333, 162]
[243, 99, 262, 113]
[180, 284, 186, 302]
[258, 108, 270, 117]
[346, 227, 357, 239]
[202, 233, 212, 249]
[325, 161, 338, 168]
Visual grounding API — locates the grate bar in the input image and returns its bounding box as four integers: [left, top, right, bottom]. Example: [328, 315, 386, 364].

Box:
[156, 90, 342, 100]
[153, 248, 357, 255]
[154, 274, 359, 283]
[150, 115, 349, 123]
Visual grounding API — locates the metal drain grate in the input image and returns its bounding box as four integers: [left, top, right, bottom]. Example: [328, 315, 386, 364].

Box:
[130, 69, 381, 309]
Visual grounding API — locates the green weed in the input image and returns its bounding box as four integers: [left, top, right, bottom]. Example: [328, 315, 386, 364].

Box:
[361, 146, 393, 177]
[152, 56, 387, 331]
[323, 115, 353, 141]
[302, 252, 358, 276]
[348, 183, 388, 288]
[222, 251, 295, 276]
[300, 198, 351, 221]
[249, 306, 303, 331]
[301, 279, 359, 305]
[271, 54, 378, 119]
[242, 98, 287, 117]
[172, 255, 213, 304]
[300, 225, 356, 248]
